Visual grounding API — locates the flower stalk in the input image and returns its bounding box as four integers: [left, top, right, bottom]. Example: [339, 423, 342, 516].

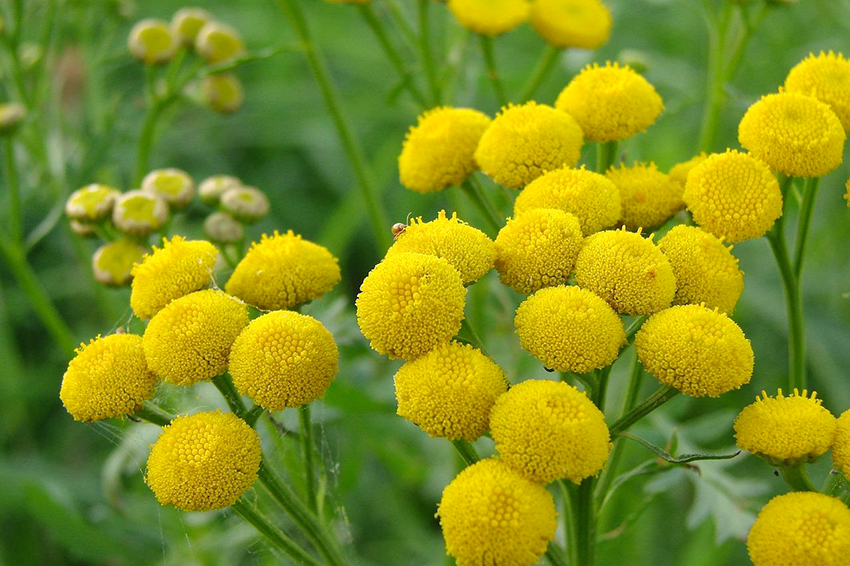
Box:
[608, 385, 680, 436]
[230, 498, 323, 566]
[520, 46, 562, 102]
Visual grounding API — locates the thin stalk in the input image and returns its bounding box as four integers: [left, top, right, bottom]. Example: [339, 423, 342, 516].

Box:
[545, 543, 569, 566]
[822, 471, 844, 496]
[780, 463, 817, 492]
[5, 140, 21, 243]
[698, 2, 732, 153]
[608, 385, 680, 436]
[299, 405, 318, 513]
[594, 364, 614, 413]
[244, 405, 265, 428]
[520, 46, 562, 102]
[212, 374, 248, 416]
[450, 439, 480, 466]
[134, 101, 165, 186]
[558, 480, 579, 566]
[459, 317, 487, 352]
[417, 0, 441, 104]
[478, 35, 506, 106]
[575, 477, 596, 566]
[596, 141, 618, 173]
[793, 177, 820, 279]
[460, 179, 502, 235]
[624, 315, 647, 342]
[384, 0, 419, 53]
[134, 401, 174, 427]
[230, 499, 323, 566]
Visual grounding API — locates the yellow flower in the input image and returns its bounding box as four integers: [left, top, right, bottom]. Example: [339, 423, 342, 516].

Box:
[555, 62, 663, 142]
[490, 379, 610, 483]
[833, 410, 850, 478]
[356, 252, 466, 360]
[785, 51, 850, 132]
[143, 290, 248, 386]
[513, 166, 621, 235]
[199, 174, 242, 206]
[171, 8, 211, 46]
[141, 168, 195, 209]
[220, 186, 269, 224]
[92, 239, 147, 287]
[438, 458, 557, 566]
[146, 411, 261, 512]
[515, 286, 625, 374]
[734, 389, 837, 464]
[65, 184, 120, 223]
[605, 162, 684, 230]
[494, 209, 583, 295]
[447, 0, 530, 36]
[60, 334, 157, 422]
[195, 22, 244, 64]
[204, 212, 244, 244]
[128, 19, 175, 65]
[229, 311, 339, 411]
[130, 236, 219, 320]
[202, 73, 244, 114]
[574, 228, 675, 315]
[475, 102, 584, 189]
[112, 190, 169, 237]
[683, 150, 783, 243]
[386, 210, 495, 285]
[225, 231, 340, 311]
[399, 107, 492, 194]
[668, 153, 708, 186]
[394, 342, 507, 440]
[635, 304, 753, 397]
[657, 225, 744, 314]
[530, 0, 612, 49]
[739, 92, 845, 178]
[747, 492, 850, 566]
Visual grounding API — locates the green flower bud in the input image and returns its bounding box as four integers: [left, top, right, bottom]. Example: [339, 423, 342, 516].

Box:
[204, 212, 244, 244]
[220, 186, 269, 224]
[141, 168, 195, 209]
[113, 190, 169, 237]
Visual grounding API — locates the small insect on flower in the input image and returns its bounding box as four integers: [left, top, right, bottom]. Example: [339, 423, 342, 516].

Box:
[391, 223, 407, 240]
[128, 19, 176, 65]
[92, 239, 147, 287]
[530, 0, 612, 50]
[199, 174, 242, 206]
[195, 22, 245, 65]
[65, 183, 121, 223]
[446, 0, 530, 37]
[141, 168, 195, 210]
[112, 190, 170, 237]
[833, 410, 850, 478]
[171, 8, 212, 47]
[785, 51, 850, 133]
[605, 162, 684, 231]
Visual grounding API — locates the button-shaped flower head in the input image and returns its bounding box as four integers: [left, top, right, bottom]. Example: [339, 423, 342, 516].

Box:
[447, 0, 530, 36]
[668, 153, 708, 187]
[202, 73, 244, 114]
[833, 410, 850, 478]
[128, 19, 175, 65]
[112, 190, 169, 237]
[204, 212, 244, 244]
[66, 184, 121, 223]
[530, 0, 611, 49]
[195, 22, 244, 64]
[605, 162, 684, 230]
[141, 168, 195, 210]
[220, 186, 269, 224]
[785, 51, 850, 133]
[92, 239, 147, 287]
[199, 174, 242, 206]
[171, 8, 212, 47]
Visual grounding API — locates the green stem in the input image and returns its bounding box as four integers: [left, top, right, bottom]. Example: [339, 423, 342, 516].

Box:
[594, 364, 614, 412]
[299, 405, 318, 513]
[822, 471, 844, 496]
[212, 374, 248, 416]
[134, 102, 164, 186]
[596, 141, 618, 173]
[230, 499, 323, 566]
[244, 404, 265, 428]
[575, 477, 596, 566]
[5, 139, 21, 243]
[558, 480, 579, 566]
[133, 401, 174, 427]
[608, 385, 680, 436]
[698, 2, 732, 153]
[780, 463, 817, 492]
[450, 439, 480, 466]
[416, 0, 441, 105]
[459, 179, 502, 235]
[624, 315, 647, 342]
[478, 35, 506, 106]
[545, 543, 569, 566]
[793, 177, 820, 279]
[520, 46, 562, 102]
[459, 317, 487, 352]
[384, 0, 418, 51]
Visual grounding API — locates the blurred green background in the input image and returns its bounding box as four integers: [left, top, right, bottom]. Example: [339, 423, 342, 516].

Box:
[2, 0, 849, 564]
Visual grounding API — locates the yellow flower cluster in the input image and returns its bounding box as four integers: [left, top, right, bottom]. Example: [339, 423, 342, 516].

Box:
[605, 162, 684, 230]
[668, 153, 707, 186]
[785, 51, 850, 132]
[530, 0, 611, 50]
[833, 410, 850, 478]
[446, 0, 530, 36]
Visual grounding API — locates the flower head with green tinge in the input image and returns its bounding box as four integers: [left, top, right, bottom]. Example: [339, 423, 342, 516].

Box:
[128, 19, 175, 65]
[195, 22, 244, 64]
[220, 186, 269, 224]
[199, 175, 242, 206]
[93, 239, 147, 287]
[66, 184, 121, 223]
[605, 162, 684, 230]
[112, 190, 169, 237]
[142, 168, 195, 209]
[202, 73, 244, 114]
[171, 8, 211, 46]
[204, 212, 244, 244]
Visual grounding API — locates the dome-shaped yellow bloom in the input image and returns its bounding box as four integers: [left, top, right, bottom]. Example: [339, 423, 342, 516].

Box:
[748, 492, 850, 566]
[833, 410, 850, 478]
[555, 62, 663, 142]
[144, 290, 248, 386]
[785, 51, 850, 132]
[60, 334, 157, 422]
[734, 389, 837, 464]
[574, 228, 675, 315]
[399, 107, 492, 193]
[225, 231, 341, 311]
[530, 0, 611, 49]
[657, 225, 744, 314]
[438, 458, 557, 566]
[605, 162, 684, 230]
[229, 311, 339, 411]
[515, 286, 625, 374]
[146, 411, 261, 511]
[386, 211, 495, 285]
[683, 150, 783, 243]
[394, 342, 507, 440]
[92, 239, 147, 287]
[513, 166, 621, 235]
[447, 0, 530, 36]
[494, 209, 583, 295]
[475, 102, 584, 189]
[669, 153, 708, 186]
[356, 253, 466, 360]
[490, 379, 610, 483]
[130, 236, 219, 320]
[65, 184, 120, 222]
[739, 92, 845, 178]
[635, 304, 753, 397]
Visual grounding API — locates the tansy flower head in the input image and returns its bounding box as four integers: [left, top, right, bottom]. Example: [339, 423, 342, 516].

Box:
[514, 166, 621, 235]
[0, 102, 26, 135]
[447, 0, 530, 36]
[229, 311, 339, 411]
[438, 458, 557, 566]
[833, 410, 850, 478]
[635, 304, 753, 397]
[657, 225, 744, 314]
[171, 8, 211, 46]
[202, 73, 244, 114]
[92, 239, 147, 287]
[65, 184, 120, 223]
[145, 411, 261, 512]
[394, 342, 507, 440]
[385, 210, 495, 285]
[555, 62, 663, 142]
[199, 174, 242, 206]
[785, 51, 850, 132]
[356, 252, 466, 360]
[734, 389, 837, 465]
[204, 212, 244, 244]
[747, 492, 850, 566]
[220, 186, 269, 224]
[669, 153, 708, 186]
[683, 150, 783, 243]
[605, 162, 684, 231]
[574, 228, 675, 315]
[225, 231, 340, 311]
[739, 91, 845, 178]
[195, 22, 244, 64]
[128, 19, 175, 65]
[490, 379, 611, 483]
[60, 334, 157, 422]
[130, 235, 219, 320]
[143, 290, 248, 386]
[515, 286, 625, 374]
[141, 168, 195, 209]
[475, 102, 584, 189]
[112, 190, 169, 237]
[530, 0, 611, 49]
[399, 107, 492, 194]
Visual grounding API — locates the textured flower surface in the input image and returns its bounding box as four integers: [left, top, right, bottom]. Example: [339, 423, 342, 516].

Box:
[515, 286, 625, 373]
[683, 150, 782, 243]
[446, 0, 530, 36]
[220, 186, 270, 224]
[394, 342, 507, 440]
[65, 184, 120, 222]
[225, 231, 340, 311]
[144, 290, 248, 386]
[530, 0, 611, 49]
[199, 175, 242, 205]
[399, 107, 492, 193]
[747, 492, 850, 566]
[475, 102, 584, 189]
[833, 410, 850, 478]
[92, 239, 147, 287]
[668, 153, 708, 186]
[513, 166, 621, 235]
[112, 190, 169, 237]
[635, 304, 753, 397]
[229, 311, 339, 411]
[605, 162, 684, 230]
[60, 334, 157, 422]
[739, 92, 845, 178]
[438, 458, 557, 566]
[555, 62, 663, 141]
[141, 168, 195, 209]
[785, 51, 850, 132]
[490, 380, 610, 483]
[146, 412, 261, 512]
[356, 252, 466, 360]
